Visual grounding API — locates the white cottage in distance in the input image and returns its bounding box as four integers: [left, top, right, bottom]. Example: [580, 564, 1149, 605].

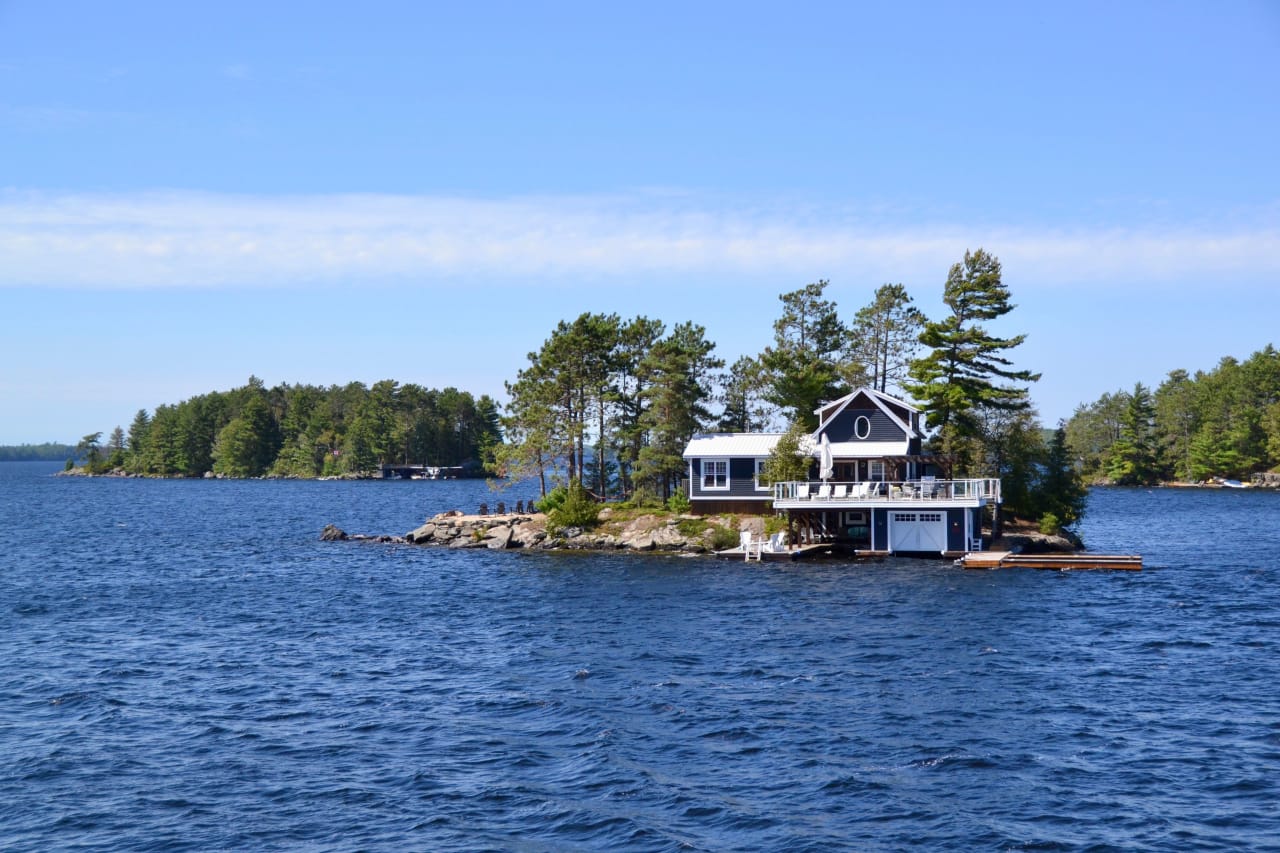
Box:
[681, 387, 1001, 555]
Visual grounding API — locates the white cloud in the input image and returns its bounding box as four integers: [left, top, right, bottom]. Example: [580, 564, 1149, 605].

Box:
[0, 189, 1276, 291]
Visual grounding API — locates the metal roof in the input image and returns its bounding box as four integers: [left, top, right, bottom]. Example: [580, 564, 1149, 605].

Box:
[682, 433, 784, 459]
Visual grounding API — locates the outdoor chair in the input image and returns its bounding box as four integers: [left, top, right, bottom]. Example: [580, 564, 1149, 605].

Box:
[796, 483, 810, 500]
[496, 501, 506, 515]
[920, 476, 936, 499]
[515, 500, 524, 513]
[816, 483, 832, 500]
[478, 502, 488, 515]
[831, 484, 847, 499]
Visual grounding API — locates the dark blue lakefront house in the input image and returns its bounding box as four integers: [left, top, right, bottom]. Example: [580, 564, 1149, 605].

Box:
[682, 387, 1001, 555]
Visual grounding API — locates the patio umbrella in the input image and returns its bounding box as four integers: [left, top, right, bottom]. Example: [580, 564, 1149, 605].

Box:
[819, 433, 834, 481]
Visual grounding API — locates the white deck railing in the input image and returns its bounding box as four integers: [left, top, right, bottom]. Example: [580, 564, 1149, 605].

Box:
[772, 478, 1001, 504]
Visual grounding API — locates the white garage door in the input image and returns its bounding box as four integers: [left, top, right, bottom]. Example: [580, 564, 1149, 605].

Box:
[890, 512, 947, 553]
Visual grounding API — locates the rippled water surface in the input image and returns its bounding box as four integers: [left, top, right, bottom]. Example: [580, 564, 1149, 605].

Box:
[2, 463, 1279, 851]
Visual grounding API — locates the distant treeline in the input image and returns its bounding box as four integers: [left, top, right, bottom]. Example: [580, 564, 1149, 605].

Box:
[0, 443, 76, 461]
[79, 377, 502, 478]
[1066, 344, 1280, 483]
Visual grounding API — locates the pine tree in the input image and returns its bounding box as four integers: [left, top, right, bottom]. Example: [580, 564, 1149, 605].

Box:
[634, 323, 722, 499]
[906, 249, 1040, 473]
[1035, 424, 1087, 528]
[1105, 383, 1158, 485]
[848, 283, 925, 395]
[716, 355, 774, 432]
[759, 280, 848, 429]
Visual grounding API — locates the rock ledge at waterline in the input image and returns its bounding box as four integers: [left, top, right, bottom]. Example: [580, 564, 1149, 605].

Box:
[323, 509, 740, 554]
[320, 508, 1081, 555]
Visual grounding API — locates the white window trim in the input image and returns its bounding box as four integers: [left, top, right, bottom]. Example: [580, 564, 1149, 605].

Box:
[701, 458, 729, 491]
[753, 458, 771, 492]
[854, 415, 872, 439]
[870, 460, 886, 481]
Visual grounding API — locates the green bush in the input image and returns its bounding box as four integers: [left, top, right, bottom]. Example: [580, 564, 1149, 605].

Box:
[547, 483, 599, 533]
[666, 490, 691, 514]
[763, 514, 789, 535]
[676, 517, 708, 538]
[709, 525, 741, 551]
[536, 486, 568, 514]
[623, 488, 664, 510]
[1038, 512, 1062, 536]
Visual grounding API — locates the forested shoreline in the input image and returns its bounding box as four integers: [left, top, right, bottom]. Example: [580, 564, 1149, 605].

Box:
[0, 443, 76, 462]
[1066, 345, 1280, 484]
[63, 250, 1278, 528]
[66, 248, 1090, 533]
[72, 378, 502, 479]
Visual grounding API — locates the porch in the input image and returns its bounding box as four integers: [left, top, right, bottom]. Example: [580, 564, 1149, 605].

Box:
[772, 478, 1001, 509]
[772, 478, 999, 553]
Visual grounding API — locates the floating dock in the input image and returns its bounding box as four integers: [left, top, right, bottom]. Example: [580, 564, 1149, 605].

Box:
[959, 551, 1142, 571]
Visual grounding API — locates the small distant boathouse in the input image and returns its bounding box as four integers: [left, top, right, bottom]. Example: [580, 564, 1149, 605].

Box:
[681, 387, 1000, 556]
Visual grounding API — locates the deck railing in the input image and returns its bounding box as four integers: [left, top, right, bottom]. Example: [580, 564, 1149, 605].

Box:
[772, 478, 1001, 504]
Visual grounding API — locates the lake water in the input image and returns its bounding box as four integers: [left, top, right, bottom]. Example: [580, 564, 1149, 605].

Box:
[2, 462, 1278, 851]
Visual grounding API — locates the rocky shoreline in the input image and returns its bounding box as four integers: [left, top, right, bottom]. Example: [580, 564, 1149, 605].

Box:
[321, 508, 1082, 557]
[324, 508, 741, 554]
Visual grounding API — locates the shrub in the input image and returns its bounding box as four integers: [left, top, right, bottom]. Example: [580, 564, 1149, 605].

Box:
[763, 514, 789, 536]
[536, 486, 568, 514]
[547, 483, 599, 533]
[666, 490, 691, 514]
[709, 525, 741, 551]
[624, 488, 664, 510]
[676, 517, 708, 538]
[1038, 512, 1062, 536]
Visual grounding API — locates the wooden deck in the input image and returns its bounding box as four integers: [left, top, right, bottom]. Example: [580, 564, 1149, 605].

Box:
[714, 543, 834, 561]
[959, 551, 1143, 571]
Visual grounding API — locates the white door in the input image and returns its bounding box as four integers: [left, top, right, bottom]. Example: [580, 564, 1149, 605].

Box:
[890, 511, 947, 553]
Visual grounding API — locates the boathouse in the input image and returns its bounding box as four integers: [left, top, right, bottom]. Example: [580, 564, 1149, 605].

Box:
[681, 387, 1001, 555]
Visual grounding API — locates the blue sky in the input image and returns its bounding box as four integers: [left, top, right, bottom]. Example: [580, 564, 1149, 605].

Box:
[2, 1, 1278, 444]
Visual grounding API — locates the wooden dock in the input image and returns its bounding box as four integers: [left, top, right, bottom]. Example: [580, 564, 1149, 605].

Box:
[715, 543, 834, 561]
[959, 551, 1142, 571]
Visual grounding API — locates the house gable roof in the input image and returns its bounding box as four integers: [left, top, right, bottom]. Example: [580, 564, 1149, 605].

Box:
[814, 387, 918, 441]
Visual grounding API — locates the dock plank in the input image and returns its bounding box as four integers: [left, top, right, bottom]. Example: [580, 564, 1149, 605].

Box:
[960, 552, 1142, 571]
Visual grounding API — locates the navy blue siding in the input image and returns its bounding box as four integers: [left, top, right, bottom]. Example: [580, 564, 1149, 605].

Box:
[820, 406, 905, 444]
[872, 508, 888, 550]
[947, 508, 966, 551]
[688, 457, 771, 500]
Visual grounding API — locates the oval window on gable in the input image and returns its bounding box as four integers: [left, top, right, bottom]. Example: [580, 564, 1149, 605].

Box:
[854, 415, 872, 439]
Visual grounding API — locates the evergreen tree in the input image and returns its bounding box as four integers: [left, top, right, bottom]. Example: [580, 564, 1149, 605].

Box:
[906, 249, 1040, 473]
[1035, 424, 1087, 528]
[125, 409, 151, 468]
[1153, 370, 1198, 482]
[609, 316, 665, 497]
[76, 432, 104, 473]
[634, 323, 722, 499]
[1105, 382, 1158, 485]
[759, 280, 848, 430]
[1064, 391, 1128, 479]
[716, 355, 775, 432]
[106, 426, 126, 468]
[976, 406, 1043, 526]
[847, 283, 924, 395]
[758, 421, 812, 487]
[212, 395, 278, 477]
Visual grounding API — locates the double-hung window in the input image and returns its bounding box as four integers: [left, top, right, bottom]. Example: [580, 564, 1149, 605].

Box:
[702, 459, 728, 490]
